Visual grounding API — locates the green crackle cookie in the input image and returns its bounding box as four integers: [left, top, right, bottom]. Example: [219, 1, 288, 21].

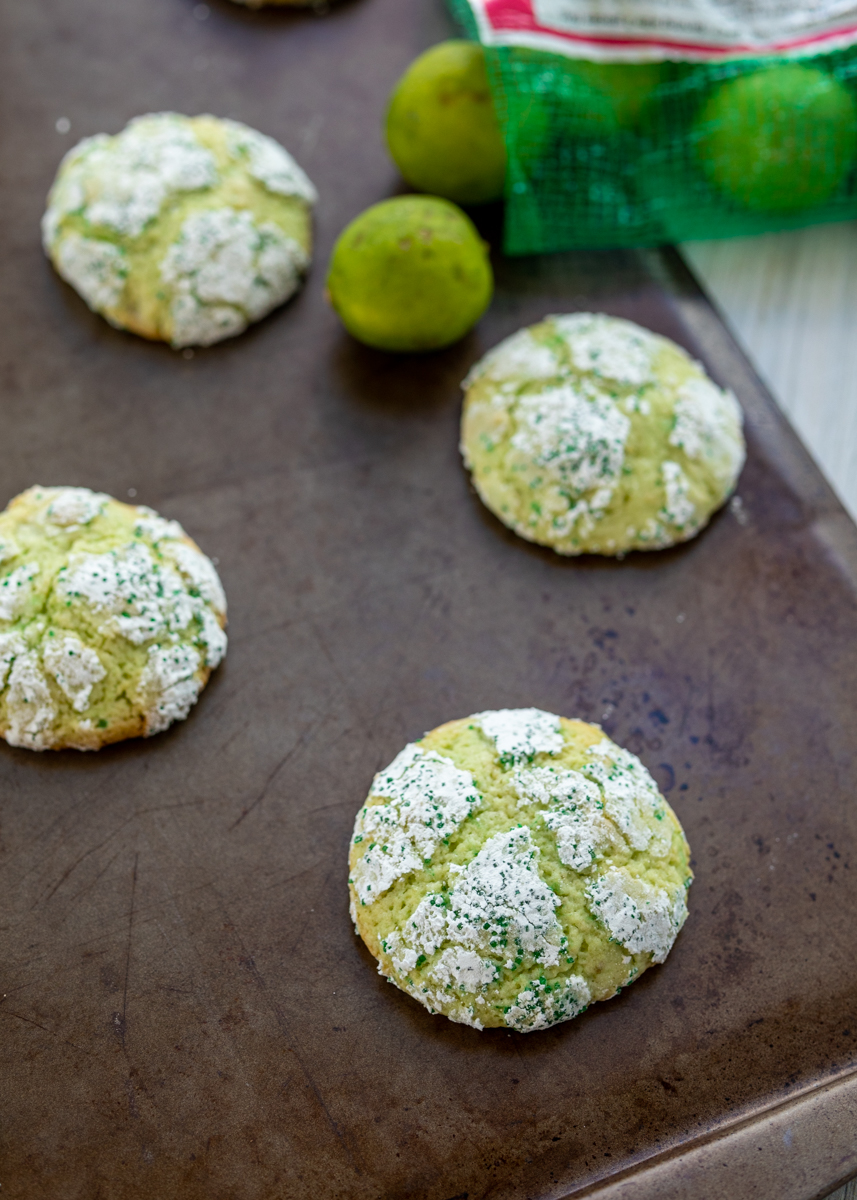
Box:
[460, 313, 745, 556]
[0, 486, 227, 751]
[349, 708, 691, 1032]
[42, 112, 317, 348]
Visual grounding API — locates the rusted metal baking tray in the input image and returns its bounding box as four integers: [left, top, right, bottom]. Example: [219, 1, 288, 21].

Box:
[2, 0, 857, 1197]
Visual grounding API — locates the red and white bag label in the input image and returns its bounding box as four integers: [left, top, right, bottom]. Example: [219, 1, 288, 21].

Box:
[466, 0, 857, 60]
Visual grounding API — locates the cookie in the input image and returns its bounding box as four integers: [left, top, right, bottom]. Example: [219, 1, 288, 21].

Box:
[42, 112, 317, 347]
[0, 487, 227, 750]
[460, 313, 745, 556]
[349, 708, 691, 1031]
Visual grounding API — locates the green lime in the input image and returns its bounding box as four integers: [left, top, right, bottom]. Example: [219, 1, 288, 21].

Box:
[509, 61, 662, 180]
[385, 40, 507, 205]
[566, 61, 665, 129]
[694, 65, 857, 212]
[555, 74, 620, 140]
[326, 196, 494, 352]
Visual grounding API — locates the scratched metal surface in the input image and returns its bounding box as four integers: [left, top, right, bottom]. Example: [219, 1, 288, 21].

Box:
[2, 1, 857, 1198]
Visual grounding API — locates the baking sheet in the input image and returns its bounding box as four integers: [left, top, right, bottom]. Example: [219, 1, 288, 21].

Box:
[2, 1, 857, 1197]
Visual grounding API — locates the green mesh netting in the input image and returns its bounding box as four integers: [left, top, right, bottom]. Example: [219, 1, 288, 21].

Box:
[448, 0, 857, 252]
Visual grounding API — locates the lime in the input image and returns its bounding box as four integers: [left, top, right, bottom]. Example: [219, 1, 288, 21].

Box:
[694, 65, 857, 212]
[326, 195, 493, 352]
[385, 40, 507, 205]
[508, 59, 662, 182]
[566, 61, 665, 129]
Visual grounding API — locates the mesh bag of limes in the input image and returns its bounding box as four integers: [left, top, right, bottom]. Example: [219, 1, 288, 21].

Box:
[422, 0, 857, 253]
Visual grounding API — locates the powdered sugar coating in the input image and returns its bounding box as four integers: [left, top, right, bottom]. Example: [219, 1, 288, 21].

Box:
[661, 460, 698, 532]
[351, 711, 692, 1031]
[551, 312, 657, 387]
[582, 738, 672, 857]
[670, 376, 746, 488]
[137, 644, 202, 735]
[53, 235, 127, 312]
[0, 486, 227, 750]
[461, 312, 745, 556]
[437, 827, 565, 969]
[462, 327, 560, 390]
[133, 508, 186, 544]
[505, 973, 591, 1032]
[474, 707, 564, 764]
[510, 384, 630, 526]
[43, 634, 106, 712]
[161, 207, 308, 347]
[57, 543, 196, 645]
[0, 563, 39, 623]
[0, 632, 26, 688]
[43, 115, 219, 240]
[224, 119, 318, 204]
[586, 866, 688, 964]
[45, 487, 109, 528]
[350, 744, 482, 904]
[165, 541, 226, 616]
[43, 112, 316, 348]
[383, 826, 568, 1028]
[5, 651, 56, 749]
[514, 765, 622, 871]
[513, 733, 673, 872]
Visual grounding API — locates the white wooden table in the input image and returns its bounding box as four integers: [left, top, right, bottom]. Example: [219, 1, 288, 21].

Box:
[682, 227, 857, 1200]
[682, 221, 857, 524]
